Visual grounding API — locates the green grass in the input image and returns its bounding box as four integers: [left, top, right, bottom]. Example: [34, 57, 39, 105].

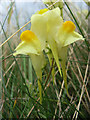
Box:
[0, 0, 90, 119]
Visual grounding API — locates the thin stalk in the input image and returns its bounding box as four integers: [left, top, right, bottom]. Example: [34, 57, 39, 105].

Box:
[0, 20, 31, 48]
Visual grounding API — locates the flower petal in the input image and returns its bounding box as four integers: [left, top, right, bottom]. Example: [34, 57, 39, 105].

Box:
[45, 7, 63, 36]
[64, 31, 84, 46]
[57, 46, 69, 95]
[31, 14, 47, 50]
[13, 41, 39, 56]
[58, 46, 68, 61]
[30, 52, 46, 79]
[48, 37, 62, 76]
[61, 61, 68, 95]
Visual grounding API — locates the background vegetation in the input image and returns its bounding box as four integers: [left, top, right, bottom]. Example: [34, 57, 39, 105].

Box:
[0, 0, 89, 119]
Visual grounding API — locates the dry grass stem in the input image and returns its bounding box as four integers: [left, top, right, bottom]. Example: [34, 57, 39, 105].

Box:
[72, 53, 89, 120]
[0, 20, 31, 48]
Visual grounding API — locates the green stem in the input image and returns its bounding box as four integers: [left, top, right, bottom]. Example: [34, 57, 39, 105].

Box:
[38, 79, 42, 104]
[60, 8, 63, 18]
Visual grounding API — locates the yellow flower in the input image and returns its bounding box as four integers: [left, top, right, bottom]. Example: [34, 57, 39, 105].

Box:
[13, 30, 46, 104]
[14, 30, 41, 56]
[14, 7, 84, 99]
[55, 21, 84, 94]
[31, 7, 84, 95]
[13, 30, 46, 79]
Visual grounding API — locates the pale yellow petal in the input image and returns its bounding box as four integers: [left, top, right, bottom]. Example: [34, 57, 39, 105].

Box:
[61, 61, 68, 95]
[45, 7, 63, 36]
[48, 37, 62, 76]
[30, 52, 46, 79]
[13, 41, 39, 56]
[58, 46, 68, 62]
[64, 31, 84, 46]
[31, 14, 47, 50]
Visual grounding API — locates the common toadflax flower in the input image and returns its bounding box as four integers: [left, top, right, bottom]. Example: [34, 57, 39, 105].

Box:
[13, 30, 46, 79]
[31, 7, 84, 95]
[13, 7, 84, 101]
[13, 30, 46, 104]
